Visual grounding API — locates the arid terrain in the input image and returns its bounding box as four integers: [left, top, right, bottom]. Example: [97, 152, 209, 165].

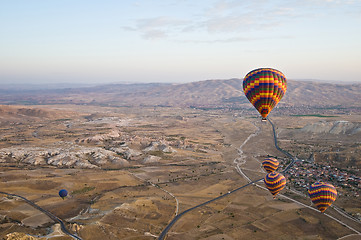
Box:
[0, 79, 360, 240]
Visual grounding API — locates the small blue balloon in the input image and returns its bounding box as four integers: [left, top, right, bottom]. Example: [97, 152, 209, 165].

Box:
[59, 189, 68, 199]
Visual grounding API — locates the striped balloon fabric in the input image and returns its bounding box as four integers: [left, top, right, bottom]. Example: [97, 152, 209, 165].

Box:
[308, 182, 337, 213]
[243, 68, 287, 120]
[262, 157, 279, 173]
[264, 172, 286, 197]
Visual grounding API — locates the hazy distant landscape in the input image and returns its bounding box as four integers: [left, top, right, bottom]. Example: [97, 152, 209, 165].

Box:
[1, 79, 361, 112]
[0, 79, 360, 239]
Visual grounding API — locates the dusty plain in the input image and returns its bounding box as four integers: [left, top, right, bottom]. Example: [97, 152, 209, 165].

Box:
[0, 104, 360, 240]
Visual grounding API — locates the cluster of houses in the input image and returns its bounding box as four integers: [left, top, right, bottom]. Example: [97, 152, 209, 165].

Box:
[284, 159, 360, 198]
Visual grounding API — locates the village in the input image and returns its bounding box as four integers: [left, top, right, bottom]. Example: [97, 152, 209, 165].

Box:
[283, 158, 361, 219]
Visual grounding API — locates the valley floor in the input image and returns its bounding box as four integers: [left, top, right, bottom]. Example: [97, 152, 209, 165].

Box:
[0, 105, 360, 239]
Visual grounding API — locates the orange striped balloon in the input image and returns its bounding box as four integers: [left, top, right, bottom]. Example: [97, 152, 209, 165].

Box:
[262, 157, 279, 173]
[243, 68, 287, 121]
[308, 182, 337, 213]
[264, 172, 286, 197]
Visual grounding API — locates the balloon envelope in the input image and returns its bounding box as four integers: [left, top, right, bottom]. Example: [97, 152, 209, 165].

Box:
[59, 189, 68, 199]
[262, 157, 279, 173]
[308, 182, 337, 213]
[264, 172, 286, 196]
[243, 68, 287, 120]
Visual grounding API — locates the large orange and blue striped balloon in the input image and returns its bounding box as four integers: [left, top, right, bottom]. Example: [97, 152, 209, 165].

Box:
[262, 157, 279, 173]
[264, 172, 286, 197]
[308, 182, 337, 213]
[243, 68, 287, 120]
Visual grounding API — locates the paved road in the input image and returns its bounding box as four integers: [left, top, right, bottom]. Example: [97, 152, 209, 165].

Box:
[158, 118, 296, 240]
[268, 119, 295, 173]
[0, 191, 82, 240]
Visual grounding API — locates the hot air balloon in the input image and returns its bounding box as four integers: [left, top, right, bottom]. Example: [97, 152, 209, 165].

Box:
[243, 68, 287, 121]
[59, 189, 68, 200]
[264, 172, 286, 198]
[308, 182, 337, 213]
[262, 157, 279, 173]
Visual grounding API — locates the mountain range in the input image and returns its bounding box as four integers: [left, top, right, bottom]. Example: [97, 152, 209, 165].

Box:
[0, 79, 360, 113]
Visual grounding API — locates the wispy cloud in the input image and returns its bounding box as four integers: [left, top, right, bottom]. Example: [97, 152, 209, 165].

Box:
[124, 16, 191, 40]
[124, 0, 360, 41]
[204, 13, 286, 34]
[177, 36, 255, 43]
[142, 30, 167, 40]
[204, 1, 297, 34]
[309, 0, 360, 4]
[206, 0, 246, 15]
[176, 34, 294, 44]
[136, 17, 189, 31]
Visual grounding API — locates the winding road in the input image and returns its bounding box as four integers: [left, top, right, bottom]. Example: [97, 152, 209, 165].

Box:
[0, 191, 82, 240]
[158, 118, 297, 240]
[158, 118, 360, 240]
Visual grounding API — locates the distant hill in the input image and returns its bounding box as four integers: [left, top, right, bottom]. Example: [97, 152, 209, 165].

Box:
[0, 105, 76, 125]
[283, 80, 361, 107]
[0, 79, 360, 114]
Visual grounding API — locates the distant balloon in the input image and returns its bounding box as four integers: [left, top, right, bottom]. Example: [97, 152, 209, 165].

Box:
[59, 189, 68, 200]
[262, 157, 279, 173]
[243, 68, 287, 121]
[264, 172, 286, 197]
[308, 182, 337, 213]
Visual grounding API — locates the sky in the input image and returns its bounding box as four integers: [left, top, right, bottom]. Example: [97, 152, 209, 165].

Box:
[1, 0, 361, 84]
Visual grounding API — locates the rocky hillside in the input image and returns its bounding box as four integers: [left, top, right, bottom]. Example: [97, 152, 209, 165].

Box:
[0, 144, 129, 169]
[0, 140, 178, 169]
[300, 120, 361, 135]
[0, 105, 74, 121]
